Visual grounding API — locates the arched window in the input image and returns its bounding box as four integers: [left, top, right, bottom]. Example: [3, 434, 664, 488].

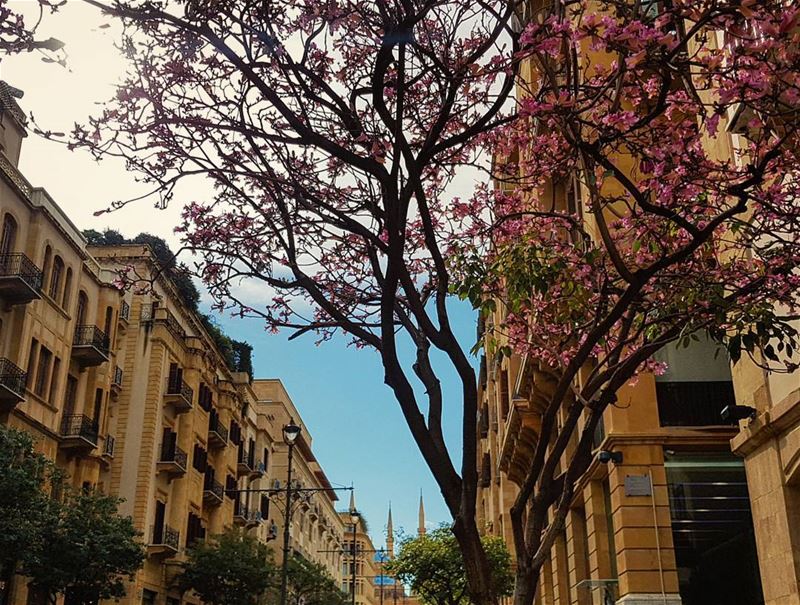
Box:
[41, 245, 52, 289]
[49, 256, 64, 299]
[61, 268, 72, 310]
[76, 291, 88, 326]
[0, 213, 17, 256]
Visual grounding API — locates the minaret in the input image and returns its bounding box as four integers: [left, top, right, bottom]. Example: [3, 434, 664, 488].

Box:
[418, 490, 426, 536]
[386, 503, 394, 559]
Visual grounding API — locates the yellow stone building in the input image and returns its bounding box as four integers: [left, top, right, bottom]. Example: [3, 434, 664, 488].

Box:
[0, 82, 350, 605]
[252, 378, 347, 584]
[0, 82, 129, 605]
[731, 355, 800, 605]
[90, 244, 274, 605]
[340, 503, 380, 605]
[477, 4, 772, 605]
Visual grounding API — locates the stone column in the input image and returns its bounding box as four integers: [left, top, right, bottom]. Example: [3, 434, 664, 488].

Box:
[608, 444, 681, 605]
[741, 438, 800, 605]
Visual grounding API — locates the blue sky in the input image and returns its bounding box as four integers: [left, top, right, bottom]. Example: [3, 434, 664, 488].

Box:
[214, 302, 477, 548]
[0, 0, 482, 551]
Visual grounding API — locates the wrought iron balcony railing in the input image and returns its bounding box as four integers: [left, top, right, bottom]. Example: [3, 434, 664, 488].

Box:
[0, 252, 43, 293]
[203, 476, 224, 503]
[166, 377, 193, 402]
[120, 300, 130, 321]
[73, 325, 110, 355]
[60, 414, 99, 445]
[112, 366, 123, 387]
[159, 443, 188, 470]
[208, 417, 228, 447]
[0, 357, 27, 399]
[151, 523, 179, 551]
[103, 435, 115, 457]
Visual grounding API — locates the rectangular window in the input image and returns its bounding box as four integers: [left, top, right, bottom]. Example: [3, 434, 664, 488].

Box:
[500, 369, 510, 420]
[63, 375, 78, 416]
[153, 500, 166, 544]
[192, 444, 207, 473]
[186, 511, 206, 547]
[142, 590, 157, 605]
[34, 346, 52, 398]
[225, 475, 236, 499]
[48, 357, 61, 404]
[93, 388, 104, 425]
[26, 338, 38, 389]
[654, 335, 735, 427]
[665, 452, 763, 604]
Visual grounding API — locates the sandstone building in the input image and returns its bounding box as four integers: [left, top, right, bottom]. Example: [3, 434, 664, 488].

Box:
[0, 82, 351, 605]
[252, 378, 347, 585]
[477, 3, 772, 605]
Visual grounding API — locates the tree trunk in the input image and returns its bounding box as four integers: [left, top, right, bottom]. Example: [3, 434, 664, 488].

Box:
[452, 515, 497, 605]
[512, 559, 538, 605]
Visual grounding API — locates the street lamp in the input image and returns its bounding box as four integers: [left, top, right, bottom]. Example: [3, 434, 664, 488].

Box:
[349, 509, 360, 605]
[279, 420, 301, 605]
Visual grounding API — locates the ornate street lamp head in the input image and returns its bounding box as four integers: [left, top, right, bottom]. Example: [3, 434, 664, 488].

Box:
[282, 419, 301, 445]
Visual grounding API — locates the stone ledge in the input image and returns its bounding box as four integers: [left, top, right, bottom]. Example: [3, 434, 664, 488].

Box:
[617, 594, 682, 605]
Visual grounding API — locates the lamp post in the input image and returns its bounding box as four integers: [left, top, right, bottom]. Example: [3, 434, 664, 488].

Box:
[279, 419, 302, 605]
[378, 555, 385, 605]
[349, 509, 360, 605]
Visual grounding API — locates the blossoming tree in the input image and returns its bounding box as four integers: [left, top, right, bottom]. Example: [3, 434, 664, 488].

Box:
[67, 0, 800, 603]
[455, 1, 800, 602]
[0, 0, 65, 60]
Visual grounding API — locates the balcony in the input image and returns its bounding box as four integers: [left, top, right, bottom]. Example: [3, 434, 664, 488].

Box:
[237, 449, 254, 477]
[111, 366, 123, 395]
[148, 523, 179, 556]
[157, 443, 188, 478]
[59, 414, 99, 452]
[251, 461, 266, 481]
[101, 435, 115, 462]
[71, 325, 110, 367]
[208, 417, 228, 449]
[0, 357, 26, 410]
[656, 381, 737, 427]
[233, 501, 248, 526]
[202, 476, 224, 506]
[164, 377, 193, 413]
[0, 253, 43, 306]
[120, 300, 130, 322]
[234, 503, 261, 528]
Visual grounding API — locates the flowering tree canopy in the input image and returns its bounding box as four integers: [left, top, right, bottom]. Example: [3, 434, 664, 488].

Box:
[0, 0, 65, 60]
[76, 0, 517, 602]
[453, 1, 800, 602]
[67, 0, 800, 603]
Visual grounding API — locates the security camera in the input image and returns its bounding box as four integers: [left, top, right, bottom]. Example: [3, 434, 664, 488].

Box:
[598, 450, 623, 464]
[721, 405, 757, 423]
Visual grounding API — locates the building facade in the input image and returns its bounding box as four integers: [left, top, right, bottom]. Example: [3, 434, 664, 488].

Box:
[89, 245, 275, 605]
[476, 3, 771, 605]
[731, 354, 800, 605]
[252, 378, 347, 585]
[340, 505, 380, 605]
[0, 83, 344, 605]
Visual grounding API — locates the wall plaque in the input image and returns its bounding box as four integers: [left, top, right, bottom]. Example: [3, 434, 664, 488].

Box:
[624, 474, 652, 497]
